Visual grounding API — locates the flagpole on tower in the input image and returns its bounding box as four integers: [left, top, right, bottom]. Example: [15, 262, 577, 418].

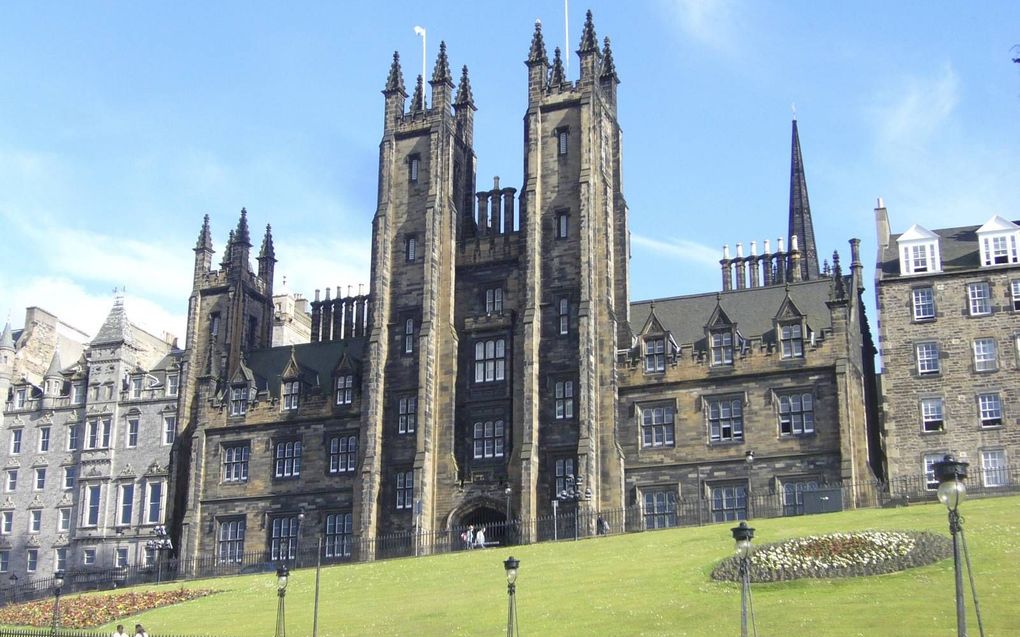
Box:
[414, 25, 427, 108]
[564, 0, 569, 74]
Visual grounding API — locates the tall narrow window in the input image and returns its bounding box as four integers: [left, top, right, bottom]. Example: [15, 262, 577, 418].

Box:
[396, 471, 414, 509]
[230, 386, 249, 416]
[981, 449, 1007, 487]
[58, 508, 71, 532]
[404, 319, 415, 354]
[557, 129, 568, 155]
[968, 282, 991, 316]
[555, 381, 574, 419]
[270, 516, 299, 560]
[71, 383, 85, 404]
[474, 338, 506, 383]
[978, 393, 1002, 427]
[9, 430, 21, 455]
[644, 338, 665, 373]
[780, 324, 803, 358]
[409, 156, 420, 183]
[325, 512, 353, 558]
[641, 406, 675, 448]
[163, 416, 176, 445]
[131, 377, 142, 399]
[218, 518, 246, 563]
[398, 397, 417, 434]
[274, 441, 302, 478]
[555, 212, 569, 239]
[916, 342, 940, 375]
[282, 381, 299, 411]
[166, 374, 179, 397]
[0, 512, 10, 535]
[711, 331, 733, 366]
[554, 458, 574, 496]
[223, 445, 250, 483]
[485, 288, 503, 313]
[86, 485, 101, 526]
[29, 510, 41, 533]
[38, 427, 50, 453]
[923, 453, 944, 490]
[708, 397, 743, 442]
[146, 482, 163, 524]
[119, 484, 134, 526]
[973, 338, 997, 372]
[920, 398, 944, 432]
[912, 287, 936, 320]
[115, 547, 128, 568]
[472, 420, 505, 459]
[778, 393, 814, 435]
[26, 549, 38, 572]
[329, 435, 358, 473]
[210, 313, 221, 337]
[63, 467, 76, 490]
[126, 419, 139, 448]
[13, 389, 26, 410]
[55, 547, 67, 571]
[910, 244, 930, 273]
[4, 470, 15, 492]
[335, 375, 354, 405]
[1012, 280, 1020, 311]
[67, 425, 80, 451]
[34, 468, 46, 490]
[405, 236, 417, 262]
[558, 298, 569, 335]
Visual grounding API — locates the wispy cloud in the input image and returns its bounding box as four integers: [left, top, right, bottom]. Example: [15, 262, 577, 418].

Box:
[657, 0, 743, 52]
[874, 64, 959, 152]
[632, 233, 720, 267]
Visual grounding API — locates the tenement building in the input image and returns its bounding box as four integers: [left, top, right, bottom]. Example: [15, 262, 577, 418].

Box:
[0, 300, 180, 579]
[875, 203, 1019, 490]
[169, 12, 879, 564]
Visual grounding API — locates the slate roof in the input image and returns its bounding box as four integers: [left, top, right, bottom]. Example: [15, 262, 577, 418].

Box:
[879, 220, 1020, 278]
[245, 338, 365, 397]
[630, 278, 837, 349]
[92, 300, 132, 346]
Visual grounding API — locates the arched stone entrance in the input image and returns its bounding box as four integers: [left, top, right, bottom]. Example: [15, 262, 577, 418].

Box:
[450, 499, 515, 548]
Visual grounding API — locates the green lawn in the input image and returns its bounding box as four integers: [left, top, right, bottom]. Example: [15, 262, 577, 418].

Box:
[19, 496, 1020, 636]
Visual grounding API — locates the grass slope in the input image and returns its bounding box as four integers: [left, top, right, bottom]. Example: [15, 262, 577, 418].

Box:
[20, 496, 1020, 636]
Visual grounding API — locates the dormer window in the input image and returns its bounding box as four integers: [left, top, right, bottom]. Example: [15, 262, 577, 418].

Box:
[71, 383, 85, 405]
[14, 388, 26, 410]
[166, 374, 179, 397]
[644, 338, 665, 373]
[282, 381, 299, 411]
[335, 375, 354, 406]
[897, 224, 942, 275]
[976, 216, 1020, 266]
[710, 330, 733, 366]
[230, 386, 249, 416]
[130, 377, 143, 399]
[780, 323, 804, 359]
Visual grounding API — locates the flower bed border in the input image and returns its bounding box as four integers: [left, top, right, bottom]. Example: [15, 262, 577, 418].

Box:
[0, 589, 219, 629]
[711, 530, 951, 583]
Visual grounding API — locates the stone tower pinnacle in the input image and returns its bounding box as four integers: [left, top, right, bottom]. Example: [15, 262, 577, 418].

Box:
[788, 119, 819, 280]
[527, 19, 548, 65]
[454, 65, 475, 110]
[410, 75, 425, 112]
[549, 47, 566, 86]
[384, 51, 406, 95]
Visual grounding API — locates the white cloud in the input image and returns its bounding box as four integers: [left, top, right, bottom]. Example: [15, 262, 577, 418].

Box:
[658, 0, 742, 52]
[873, 64, 959, 153]
[632, 233, 720, 267]
[275, 234, 373, 301]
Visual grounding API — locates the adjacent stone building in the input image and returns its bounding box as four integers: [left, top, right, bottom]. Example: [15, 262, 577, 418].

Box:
[0, 300, 180, 580]
[875, 204, 1019, 490]
[169, 12, 880, 565]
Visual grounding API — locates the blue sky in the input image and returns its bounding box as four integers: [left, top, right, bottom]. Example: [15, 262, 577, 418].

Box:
[2, 1, 1019, 342]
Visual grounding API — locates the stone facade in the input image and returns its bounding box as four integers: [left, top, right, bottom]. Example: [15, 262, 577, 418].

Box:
[0, 300, 180, 580]
[875, 204, 1020, 489]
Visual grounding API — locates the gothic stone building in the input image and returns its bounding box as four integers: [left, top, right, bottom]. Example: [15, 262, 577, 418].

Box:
[170, 13, 878, 564]
[875, 203, 1019, 491]
[0, 301, 180, 580]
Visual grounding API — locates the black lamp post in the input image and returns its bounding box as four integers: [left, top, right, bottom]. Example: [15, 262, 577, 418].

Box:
[50, 570, 64, 637]
[8, 573, 18, 605]
[934, 454, 982, 637]
[730, 521, 755, 637]
[146, 524, 173, 584]
[503, 556, 519, 637]
[557, 474, 592, 540]
[275, 564, 289, 637]
[744, 450, 755, 519]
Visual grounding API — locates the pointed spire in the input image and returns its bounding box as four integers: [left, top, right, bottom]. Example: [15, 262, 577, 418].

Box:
[527, 19, 548, 65]
[600, 37, 618, 82]
[455, 65, 476, 110]
[578, 9, 599, 54]
[384, 51, 407, 96]
[0, 321, 13, 351]
[92, 297, 132, 347]
[45, 348, 63, 379]
[221, 229, 234, 268]
[431, 41, 453, 85]
[832, 250, 847, 299]
[259, 224, 275, 260]
[549, 47, 566, 86]
[235, 208, 251, 246]
[410, 75, 426, 112]
[788, 119, 819, 280]
[195, 214, 213, 252]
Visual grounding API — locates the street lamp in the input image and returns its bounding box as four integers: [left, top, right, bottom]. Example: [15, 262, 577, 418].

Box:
[8, 573, 18, 605]
[146, 524, 173, 584]
[557, 474, 592, 540]
[934, 454, 984, 637]
[503, 556, 519, 637]
[275, 565, 289, 637]
[50, 570, 64, 637]
[504, 486, 514, 546]
[730, 522, 755, 637]
[744, 450, 755, 519]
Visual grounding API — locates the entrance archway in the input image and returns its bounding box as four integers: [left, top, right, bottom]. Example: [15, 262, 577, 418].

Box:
[452, 502, 515, 548]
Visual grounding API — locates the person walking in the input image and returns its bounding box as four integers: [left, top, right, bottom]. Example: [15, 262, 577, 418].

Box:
[474, 526, 486, 549]
[133, 624, 148, 637]
[461, 525, 475, 550]
[112, 625, 129, 637]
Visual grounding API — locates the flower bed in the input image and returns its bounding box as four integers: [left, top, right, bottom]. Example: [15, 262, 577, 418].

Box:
[711, 530, 951, 583]
[0, 588, 218, 628]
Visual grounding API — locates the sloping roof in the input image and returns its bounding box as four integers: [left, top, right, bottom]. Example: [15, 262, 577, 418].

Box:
[897, 224, 940, 242]
[976, 215, 1019, 234]
[245, 339, 366, 397]
[630, 278, 835, 348]
[879, 220, 1020, 277]
[92, 300, 131, 346]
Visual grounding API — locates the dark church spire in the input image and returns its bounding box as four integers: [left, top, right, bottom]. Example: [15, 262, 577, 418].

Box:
[788, 119, 819, 280]
[600, 36, 618, 82]
[410, 75, 425, 112]
[454, 65, 475, 110]
[195, 214, 213, 252]
[235, 207, 251, 247]
[384, 51, 406, 96]
[578, 9, 599, 54]
[527, 19, 548, 66]
[549, 47, 566, 86]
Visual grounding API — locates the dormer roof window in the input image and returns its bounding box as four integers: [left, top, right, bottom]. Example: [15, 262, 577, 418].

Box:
[896, 224, 942, 275]
[976, 216, 1020, 267]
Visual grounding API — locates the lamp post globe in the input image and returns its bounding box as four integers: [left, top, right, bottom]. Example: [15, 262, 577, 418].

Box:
[730, 522, 755, 637]
[51, 570, 65, 636]
[274, 564, 289, 637]
[277, 565, 289, 594]
[934, 454, 972, 637]
[503, 557, 520, 637]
